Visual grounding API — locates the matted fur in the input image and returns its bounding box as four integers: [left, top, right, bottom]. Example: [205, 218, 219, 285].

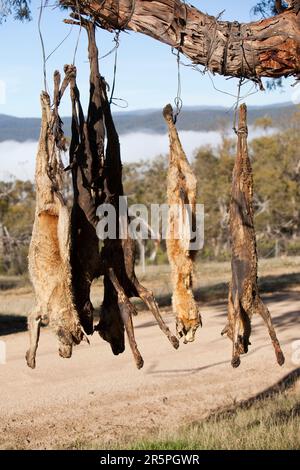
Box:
[222, 104, 284, 368]
[163, 104, 201, 343]
[26, 91, 83, 369]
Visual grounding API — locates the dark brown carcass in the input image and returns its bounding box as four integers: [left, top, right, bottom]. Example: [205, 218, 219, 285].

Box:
[67, 62, 102, 337]
[95, 53, 180, 370]
[222, 104, 285, 368]
[65, 16, 179, 368]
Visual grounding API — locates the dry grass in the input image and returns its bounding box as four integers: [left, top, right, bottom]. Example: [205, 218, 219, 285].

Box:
[70, 385, 300, 450]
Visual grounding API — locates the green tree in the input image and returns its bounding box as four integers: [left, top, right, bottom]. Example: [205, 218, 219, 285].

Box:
[0, 0, 31, 23]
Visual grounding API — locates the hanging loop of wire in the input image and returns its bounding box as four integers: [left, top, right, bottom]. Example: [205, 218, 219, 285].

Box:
[109, 30, 121, 104]
[233, 41, 247, 134]
[46, 26, 73, 63]
[173, 48, 183, 124]
[38, 0, 48, 92]
[72, 0, 82, 65]
[232, 77, 245, 134]
[120, 0, 136, 30]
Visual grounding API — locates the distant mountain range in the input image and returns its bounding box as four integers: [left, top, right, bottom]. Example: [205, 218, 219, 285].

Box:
[0, 102, 296, 142]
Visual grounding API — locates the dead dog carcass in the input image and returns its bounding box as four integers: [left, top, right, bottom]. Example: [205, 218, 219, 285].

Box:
[222, 104, 285, 368]
[163, 104, 202, 344]
[26, 72, 83, 368]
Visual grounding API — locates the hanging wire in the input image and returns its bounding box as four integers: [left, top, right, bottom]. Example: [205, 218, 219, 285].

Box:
[170, 48, 259, 129]
[120, 0, 136, 30]
[45, 25, 73, 62]
[100, 41, 119, 60]
[106, 30, 128, 108]
[38, 0, 48, 92]
[232, 77, 244, 133]
[173, 48, 183, 124]
[72, 0, 82, 65]
[83, 27, 128, 108]
[109, 30, 120, 104]
[37, 1, 75, 94]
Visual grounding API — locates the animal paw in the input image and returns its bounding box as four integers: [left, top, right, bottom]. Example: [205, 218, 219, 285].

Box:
[25, 350, 36, 369]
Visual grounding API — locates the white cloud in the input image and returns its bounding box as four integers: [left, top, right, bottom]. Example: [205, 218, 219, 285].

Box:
[0, 132, 221, 181]
[120, 130, 222, 163]
[0, 140, 37, 181]
[0, 127, 274, 181]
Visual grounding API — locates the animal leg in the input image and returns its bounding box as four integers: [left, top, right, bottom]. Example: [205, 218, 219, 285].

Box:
[221, 284, 234, 340]
[55, 309, 84, 359]
[95, 275, 125, 356]
[57, 328, 74, 359]
[133, 280, 179, 350]
[25, 311, 42, 369]
[222, 285, 244, 355]
[108, 269, 144, 369]
[135, 280, 179, 349]
[231, 292, 242, 368]
[255, 296, 285, 366]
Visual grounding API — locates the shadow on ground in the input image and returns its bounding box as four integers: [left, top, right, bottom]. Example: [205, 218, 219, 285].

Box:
[151, 272, 300, 309]
[1, 272, 299, 337]
[0, 277, 27, 291]
[205, 367, 300, 422]
[0, 314, 27, 336]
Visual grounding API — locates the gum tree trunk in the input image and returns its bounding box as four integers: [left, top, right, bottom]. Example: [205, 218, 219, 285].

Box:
[60, 0, 300, 79]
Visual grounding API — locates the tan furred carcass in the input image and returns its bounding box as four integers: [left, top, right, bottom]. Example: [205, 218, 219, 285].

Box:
[163, 104, 202, 343]
[26, 87, 83, 369]
[221, 103, 285, 368]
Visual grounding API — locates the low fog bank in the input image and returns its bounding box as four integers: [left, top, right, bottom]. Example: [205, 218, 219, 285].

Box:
[0, 127, 274, 181]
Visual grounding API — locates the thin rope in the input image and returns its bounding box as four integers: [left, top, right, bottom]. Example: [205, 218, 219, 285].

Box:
[38, 0, 48, 92]
[232, 78, 244, 134]
[173, 48, 183, 124]
[45, 25, 73, 62]
[110, 98, 129, 108]
[83, 37, 118, 63]
[99, 42, 119, 60]
[109, 30, 120, 104]
[121, 0, 136, 30]
[72, 0, 82, 65]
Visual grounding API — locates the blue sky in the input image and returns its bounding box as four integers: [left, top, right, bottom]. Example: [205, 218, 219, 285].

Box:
[0, 0, 295, 117]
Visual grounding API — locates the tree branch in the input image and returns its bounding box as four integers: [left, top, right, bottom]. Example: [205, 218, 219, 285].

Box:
[60, 0, 300, 79]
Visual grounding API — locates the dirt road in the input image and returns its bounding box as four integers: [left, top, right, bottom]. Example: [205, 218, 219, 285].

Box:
[0, 290, 299, 449]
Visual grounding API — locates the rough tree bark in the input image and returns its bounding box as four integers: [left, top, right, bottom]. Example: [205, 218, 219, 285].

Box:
[60, 0, 300, 79]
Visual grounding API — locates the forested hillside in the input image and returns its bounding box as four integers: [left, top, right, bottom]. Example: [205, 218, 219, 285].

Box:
[0, 102, 295, 142]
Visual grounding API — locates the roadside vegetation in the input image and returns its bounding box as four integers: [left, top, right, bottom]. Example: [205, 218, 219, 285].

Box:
[69, 384, 300, 450]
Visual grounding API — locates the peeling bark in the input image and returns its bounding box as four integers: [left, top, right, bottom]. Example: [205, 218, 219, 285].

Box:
[60, 0, 300, 79]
